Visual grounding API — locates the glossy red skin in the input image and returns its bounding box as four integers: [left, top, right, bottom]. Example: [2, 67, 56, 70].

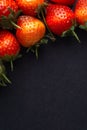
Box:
[51, 0, 75, 5]
[15, 0, 44, 16]
[0, 30, 20, 57]
[16, 15, 46, 47]
[74, 0, 87, 25]
[46, 4, 75, 35]
[0, 0, 18, 17]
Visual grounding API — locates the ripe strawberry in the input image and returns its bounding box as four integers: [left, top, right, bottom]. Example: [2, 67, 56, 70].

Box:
[74, 0, 87, 25]
[15, 0, 44, 16]
[16, 15, 46, 47]
[45, 4, 75, 36]
[51, 0, 75, 6]
[0, 30, 20, 66]
[0, 0, 18, 17]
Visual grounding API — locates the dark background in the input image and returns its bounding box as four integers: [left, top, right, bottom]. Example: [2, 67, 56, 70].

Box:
[0, 28, 87, 129]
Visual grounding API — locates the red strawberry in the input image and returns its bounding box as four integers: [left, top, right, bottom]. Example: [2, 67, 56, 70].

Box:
[0, 30, 20, 71]
[0, 30, 20, 58]
[16, 15, 46, 47]
[74, 0, 87, 25]
[15, 0, 44, 16]
[0, 0, 18, 17]
[51, 0, 75, 6]
[45, 4, 75, 36]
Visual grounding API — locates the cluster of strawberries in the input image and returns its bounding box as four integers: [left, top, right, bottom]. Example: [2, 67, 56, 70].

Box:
[0, 0, 86, 86]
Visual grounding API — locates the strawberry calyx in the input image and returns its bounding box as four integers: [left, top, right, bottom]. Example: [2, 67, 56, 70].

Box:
[37, 2, 48, 17]
[0, 8, 22, 30]
[1, 53, 22, 71]
[0, 60, 11, 86]
[79, 22, 87, 31]
[61, 26, 80, 43]
[27, 37, 48, 59]
[37, 2, 56, 42]
[61, 20, 80, 43]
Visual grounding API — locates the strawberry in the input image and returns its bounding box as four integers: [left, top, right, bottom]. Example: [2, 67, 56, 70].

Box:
[45, 4, 75, 36]
[15, 0, 44, 16]
[74, 0, 87, 26]
[0, 0, 18, 17]
[0, 0, 20, 30]
[0, 30, 20, 70]
[50, 0, 75, 6]
[16, 15, 46, 47]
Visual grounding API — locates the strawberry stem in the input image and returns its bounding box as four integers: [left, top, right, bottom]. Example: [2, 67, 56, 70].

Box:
[79, 22, 87, 31]
[35, 47, 39, 59]
[0, 60, 11, 86]
[61, 26, 80, 43]
[10, 60, 13, 71]
[38, 4, 56, 41]
[1, 73, 11, 84]
[72, 30, 80, 43]
[0, 81, 7, 86]
[0, 82, 6, 87]
[10, 21, 21, 29]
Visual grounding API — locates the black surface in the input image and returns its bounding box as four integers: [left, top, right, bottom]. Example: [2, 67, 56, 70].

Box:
[0, 29, 87, 130]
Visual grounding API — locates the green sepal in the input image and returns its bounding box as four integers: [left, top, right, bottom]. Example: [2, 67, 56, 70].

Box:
[27, 37, 48, 59]
[79, 22, 87, 31]
[0, 60, 11, 87]
[0, 8, 22, 30]
[61, 23, 80, 43]
[1, 53, 22, 71]
[36, 2, 48, 19]
[37, 2, 56, 42]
